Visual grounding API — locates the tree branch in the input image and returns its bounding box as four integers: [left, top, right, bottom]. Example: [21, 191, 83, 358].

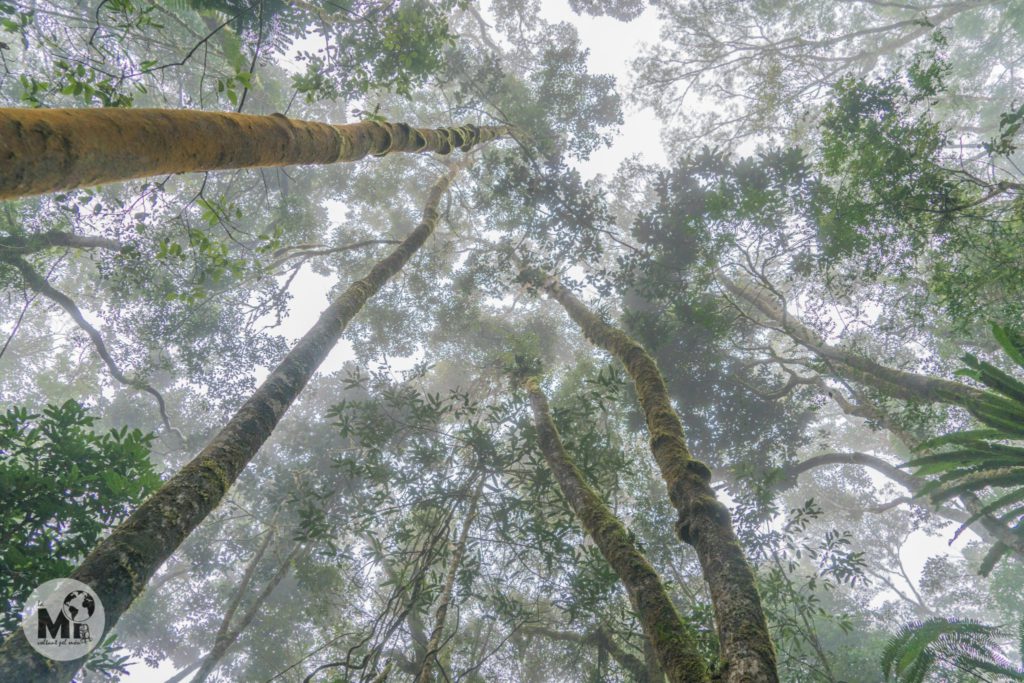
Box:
[0, 253, 184, 442]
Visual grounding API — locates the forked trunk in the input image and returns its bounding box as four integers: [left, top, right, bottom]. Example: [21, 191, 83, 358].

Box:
[526, 271, 778, 683]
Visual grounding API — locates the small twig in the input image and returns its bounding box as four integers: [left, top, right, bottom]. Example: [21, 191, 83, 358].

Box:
[0, 288, 37, 361]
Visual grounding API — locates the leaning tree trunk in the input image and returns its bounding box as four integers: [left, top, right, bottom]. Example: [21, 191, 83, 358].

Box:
[525, 271, 778, 683]
[0, 107, 507, 198]
[414, 478, 484, 683]
[524, 377, 710, 683]
[189, 544, 304, 683]
[716, 272, 983, 406]
[718, 272, 1024, 563]
[0, 164, 466, 682]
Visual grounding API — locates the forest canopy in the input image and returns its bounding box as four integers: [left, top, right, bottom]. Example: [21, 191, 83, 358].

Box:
[0, 1, 1023, 682]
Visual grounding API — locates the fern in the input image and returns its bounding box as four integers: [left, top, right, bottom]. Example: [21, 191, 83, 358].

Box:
[881, 617, 1024, 682]
[904, 324, 1024, 574]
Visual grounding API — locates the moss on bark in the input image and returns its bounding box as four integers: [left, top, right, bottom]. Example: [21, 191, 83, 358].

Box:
[523, 271, 778, 683]
[0, 165, 468, 683]
[525, 378, 710, 683]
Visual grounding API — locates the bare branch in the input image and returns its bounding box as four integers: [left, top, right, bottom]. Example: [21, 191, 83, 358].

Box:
[0, 253, 184, 442]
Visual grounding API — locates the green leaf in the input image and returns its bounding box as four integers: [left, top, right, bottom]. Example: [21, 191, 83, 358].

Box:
[994, 324, 1024, 369]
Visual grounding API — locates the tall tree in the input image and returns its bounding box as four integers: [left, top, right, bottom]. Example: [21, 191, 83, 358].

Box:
[522, 271, 778, 682]
[0, 109, 506, 198]
[522, 374, 710, 682]
[0, 162, 475, 681]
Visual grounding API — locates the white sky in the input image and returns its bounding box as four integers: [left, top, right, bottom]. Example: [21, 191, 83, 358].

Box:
[256, 0, 664, 375]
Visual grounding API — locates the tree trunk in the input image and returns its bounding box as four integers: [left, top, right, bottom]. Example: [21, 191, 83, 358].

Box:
[190, 544, 304, 683]
[0, 164, 466, 683]
[720, 273, 1024, 562]
[775, 451, 987, 536]
[643, 635, 665, 683]
[0, 107, 506, 198]
[525, 378, 710, 683]
[0, 230, 124, 254]
[527, 271, 778, 683]
[716, 272, 983, 406]
[414, 478, 484, 683]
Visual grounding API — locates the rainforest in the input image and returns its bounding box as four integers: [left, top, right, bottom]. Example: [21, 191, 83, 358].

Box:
[1, 1, 1023, 682]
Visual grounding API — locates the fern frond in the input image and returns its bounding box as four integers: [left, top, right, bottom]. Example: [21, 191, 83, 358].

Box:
[881, 617, 1024, 680]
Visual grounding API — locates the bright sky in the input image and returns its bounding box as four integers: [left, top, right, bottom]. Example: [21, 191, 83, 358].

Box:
[258, 0, 664, 375]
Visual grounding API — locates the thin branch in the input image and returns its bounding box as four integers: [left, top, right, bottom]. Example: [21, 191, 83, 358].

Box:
[0, 253, 184, 443]
[266, 239, 401, 272]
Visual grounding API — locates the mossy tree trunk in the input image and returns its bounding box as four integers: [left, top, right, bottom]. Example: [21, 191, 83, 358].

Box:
[0, 230, 124, 254]
[526, 272, 778, 683]
[524, 377, 710, 683]
[0, 164, 466, 683]
[0, 107, 506, 198]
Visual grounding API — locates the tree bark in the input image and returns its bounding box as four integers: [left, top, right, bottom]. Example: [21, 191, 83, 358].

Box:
[720, 273, 1024, 562]
[0, 108, 507, 198]
[0, 164, 466, 682]
[716, 272, 983, 406]
[527, 271, 778, 683]
[781, 451, 921, 493]
[775, 451, 985, 535]
[0, 230, 124, 255]
[643, 635, 666, 683]
[414, 478, 484, 683]
[524, 377, 710, 683]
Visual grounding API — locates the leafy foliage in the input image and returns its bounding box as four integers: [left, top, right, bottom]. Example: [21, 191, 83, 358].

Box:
[618, 147, 817, 468]
[906, 325, 1024, 575]
[813, 65, 1024, 330]
[881, 617, 1024, 683]
[291, 0, 460, 101]
[0, 401, 159, 637]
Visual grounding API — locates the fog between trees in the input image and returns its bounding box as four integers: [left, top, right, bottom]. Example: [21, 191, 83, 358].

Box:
[1, 1, 1023, 682]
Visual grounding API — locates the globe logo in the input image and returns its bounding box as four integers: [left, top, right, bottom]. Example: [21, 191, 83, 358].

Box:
[61, 591, 96, 624]
[21, 578, 105, 661]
